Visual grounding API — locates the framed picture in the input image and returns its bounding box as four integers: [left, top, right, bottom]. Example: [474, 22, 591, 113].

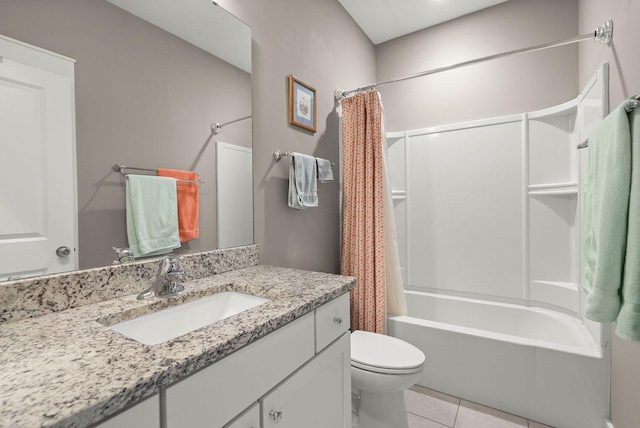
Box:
[288, 75, 316, 132]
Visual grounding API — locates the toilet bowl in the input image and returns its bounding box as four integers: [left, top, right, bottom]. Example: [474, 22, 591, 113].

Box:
[350, 330, 425, 428]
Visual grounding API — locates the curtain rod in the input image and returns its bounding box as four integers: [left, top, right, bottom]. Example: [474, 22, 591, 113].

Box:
[211, 115, 252, 134]
[335, 19, 613, 101]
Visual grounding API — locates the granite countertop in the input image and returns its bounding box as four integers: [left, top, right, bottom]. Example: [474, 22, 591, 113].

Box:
[0, 265, 355, 428]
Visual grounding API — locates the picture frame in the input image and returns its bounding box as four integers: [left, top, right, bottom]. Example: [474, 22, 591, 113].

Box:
[288, 75, 316, 132]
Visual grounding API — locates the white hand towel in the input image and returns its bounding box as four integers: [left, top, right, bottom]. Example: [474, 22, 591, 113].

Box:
[316, 157, 334, 182]
[288, 153, 318, 209]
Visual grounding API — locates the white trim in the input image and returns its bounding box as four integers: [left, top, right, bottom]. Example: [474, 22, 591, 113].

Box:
[521, 113, 530, 302]
[391, 190, 406, 200]
[404, 131, 411, 287]
[69, 65, 79, 272]
[0, 34, 76, 63]
[528, 97, 577, 119]
[528, 182, 578, 190]
[386, 130, 405, 138]
[604, 419, 614, 428]
[528, 188, 578, 196]
[405, 113, 522, 137]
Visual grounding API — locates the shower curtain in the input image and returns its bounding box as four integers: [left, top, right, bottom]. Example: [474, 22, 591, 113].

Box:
[340, 90, 406, 334]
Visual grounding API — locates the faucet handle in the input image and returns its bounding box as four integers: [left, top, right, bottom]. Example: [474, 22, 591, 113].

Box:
[166, 256, 185, 273]
[156, 255, 181, 273]
[166, 270, 185, 282]
[113, 247, 135, 264]
[163, 256, 186, 295]
[142, 255, 187, 299]
[165, 270, 186, 295]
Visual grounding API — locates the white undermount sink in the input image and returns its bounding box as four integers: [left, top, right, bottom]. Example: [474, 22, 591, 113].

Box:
[109, 291, 270, 345]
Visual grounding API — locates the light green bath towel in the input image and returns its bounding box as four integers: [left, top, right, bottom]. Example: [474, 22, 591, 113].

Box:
[616, 104, 640, 340]
[583, 100, 632, 323]
[126, 175, 181, 257]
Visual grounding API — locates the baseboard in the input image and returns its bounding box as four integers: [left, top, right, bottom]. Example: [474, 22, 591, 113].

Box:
[604, 419, 614, 428]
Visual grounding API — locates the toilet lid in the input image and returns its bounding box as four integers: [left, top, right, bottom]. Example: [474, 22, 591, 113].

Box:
[350, 330, 425, 373]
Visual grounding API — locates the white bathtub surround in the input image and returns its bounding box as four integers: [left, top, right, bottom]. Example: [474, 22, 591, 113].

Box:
[385, 65, 611, 428]
[383, 123, 408, 316]
[386, 65, 609, 318]
[389, 290, 609, 428]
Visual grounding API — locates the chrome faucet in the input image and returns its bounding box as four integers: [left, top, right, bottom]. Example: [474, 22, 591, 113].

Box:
[137, 256, 185, 300]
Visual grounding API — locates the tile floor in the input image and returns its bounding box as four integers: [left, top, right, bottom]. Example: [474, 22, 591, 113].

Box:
[405, 385, 555, 428]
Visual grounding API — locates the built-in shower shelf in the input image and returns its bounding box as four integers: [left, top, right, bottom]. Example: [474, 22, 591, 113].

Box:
[392, 190, 406, 200]
[529, 189, 578, 196]
[531, 280, 579, 291]
[529, 280, 580, 313]
[528, 182, 578, 196]
[528, 98, 578, 120]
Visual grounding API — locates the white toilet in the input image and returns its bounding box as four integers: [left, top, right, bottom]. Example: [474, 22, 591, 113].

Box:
[350, 330, 426, 428]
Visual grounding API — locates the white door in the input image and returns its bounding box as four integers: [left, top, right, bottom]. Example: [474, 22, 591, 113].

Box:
[0, 35, 78, 281]
[216, 141, 253, 249]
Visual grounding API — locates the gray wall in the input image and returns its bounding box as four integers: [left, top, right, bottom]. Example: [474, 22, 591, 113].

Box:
[0, 0, 251, 269]
[222, 0, 376, 273]
[376, 0, 579, 132]
[578, 2, 640, 427]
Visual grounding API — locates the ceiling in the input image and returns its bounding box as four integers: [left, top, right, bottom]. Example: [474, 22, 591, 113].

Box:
[106, 0, 251, 72]
[339, 0, 510, 45]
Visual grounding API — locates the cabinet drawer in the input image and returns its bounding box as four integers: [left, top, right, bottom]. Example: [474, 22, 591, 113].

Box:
[164, 312, 315, 427]
[315, 293, 350, 352]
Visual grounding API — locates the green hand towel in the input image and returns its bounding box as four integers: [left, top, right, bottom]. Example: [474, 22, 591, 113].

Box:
[616, 104, 640, 340]
[583, 100, 632, 322]
[126, 175, 181, 257]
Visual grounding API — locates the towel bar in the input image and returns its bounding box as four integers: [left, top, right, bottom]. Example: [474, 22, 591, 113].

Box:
[577, 93, 639, 149]
[113, 164, 204, 183]
[273, 150, 335, 166]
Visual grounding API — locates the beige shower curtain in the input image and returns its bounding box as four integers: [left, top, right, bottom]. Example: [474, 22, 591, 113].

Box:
[341, 90, 406, 334]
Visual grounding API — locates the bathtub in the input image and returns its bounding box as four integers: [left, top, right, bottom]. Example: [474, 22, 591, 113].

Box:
[387, 290, 610, 428]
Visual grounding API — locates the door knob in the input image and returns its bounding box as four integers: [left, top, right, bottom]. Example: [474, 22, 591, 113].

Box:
[269, 410, 283, 423]
[56, 246, 71, 257]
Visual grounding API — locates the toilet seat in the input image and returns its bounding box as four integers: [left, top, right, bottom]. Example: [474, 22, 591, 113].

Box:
[351, 330, 425, 375]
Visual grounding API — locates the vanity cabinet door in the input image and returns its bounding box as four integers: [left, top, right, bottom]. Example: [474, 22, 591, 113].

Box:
[223, 402, 260, 428]
[262, 332, 350, 428]
[94, 394, 159, 428]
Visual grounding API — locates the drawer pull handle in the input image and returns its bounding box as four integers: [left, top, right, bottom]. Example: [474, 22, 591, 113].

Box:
[333, 316, 343, 324]
[270, 410, 283, 423]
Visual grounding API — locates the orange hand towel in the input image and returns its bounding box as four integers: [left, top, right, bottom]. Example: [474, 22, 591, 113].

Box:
[157, 168, 199, 242]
